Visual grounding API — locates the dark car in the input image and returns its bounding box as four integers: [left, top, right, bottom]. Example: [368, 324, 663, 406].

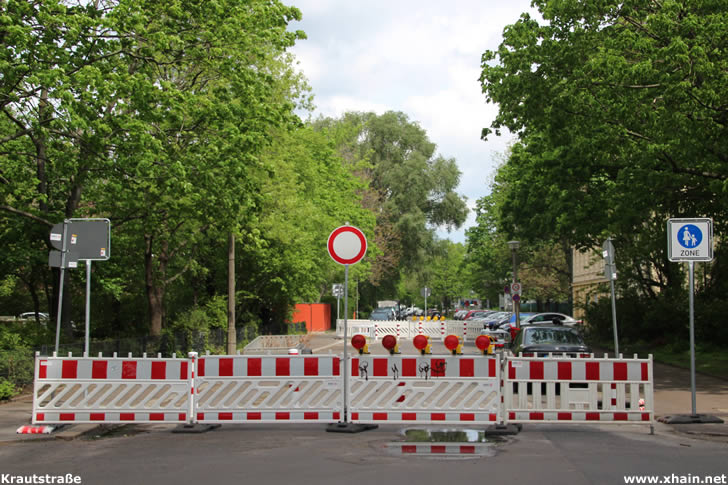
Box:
[511, 325, 591, 357]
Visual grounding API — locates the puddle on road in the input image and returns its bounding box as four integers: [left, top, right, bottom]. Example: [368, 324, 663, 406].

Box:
[384, 428, 508, 458]
[402, 428, 506, 444]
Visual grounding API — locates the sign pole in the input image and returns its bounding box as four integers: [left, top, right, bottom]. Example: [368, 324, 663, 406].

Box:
[688, 260, 696, 416]
[54, 221, 69, 354]
[85, 260, 92, 356]
[663, 218, 722, 424]
[609, 276, 619, 356]
[424, 288, 428, 318]
[343, 264, 349, 423]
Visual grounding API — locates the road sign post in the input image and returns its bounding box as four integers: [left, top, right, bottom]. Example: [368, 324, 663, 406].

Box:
[603, 237, 619, 356]
[326, 225, 367, 432]
[49, 218, 110, 354]
[666, 218, 718, 422]
[420, 287, 431, 317]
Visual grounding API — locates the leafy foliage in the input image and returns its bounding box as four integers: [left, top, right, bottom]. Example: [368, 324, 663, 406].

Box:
[475, 0, 728, 343]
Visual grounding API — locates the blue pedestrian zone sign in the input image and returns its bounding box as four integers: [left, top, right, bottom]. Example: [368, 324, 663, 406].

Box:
[668, 218, 713, 262]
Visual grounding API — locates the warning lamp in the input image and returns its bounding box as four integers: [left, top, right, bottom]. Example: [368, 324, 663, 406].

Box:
[444, 334, 462, 355]
[475, 335, 494, 355]
[412, 335, 431, 355]
[351, 334, 369, 355]
[381, 335, 399, 355]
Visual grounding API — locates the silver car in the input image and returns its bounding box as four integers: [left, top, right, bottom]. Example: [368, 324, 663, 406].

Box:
[521, 313, 582, 327]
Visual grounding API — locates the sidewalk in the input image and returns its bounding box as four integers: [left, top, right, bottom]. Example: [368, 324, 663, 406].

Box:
[1, 332, 724, 443]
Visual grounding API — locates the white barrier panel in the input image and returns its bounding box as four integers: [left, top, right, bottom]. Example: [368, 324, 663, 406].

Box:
[504, 354, 654, 424]
[336, 319, 374, 339]
[338, 320, 449, 341]
[194, 355, 343, 423]
[348, 355, 501, 424]
[33, 354, 191, 424]
[445, 320, 487, 342]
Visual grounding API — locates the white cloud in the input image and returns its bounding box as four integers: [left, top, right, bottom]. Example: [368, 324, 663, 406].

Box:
[289, 0, 537, 243]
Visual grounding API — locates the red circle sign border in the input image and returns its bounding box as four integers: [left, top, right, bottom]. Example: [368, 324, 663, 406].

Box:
[327, 225, 367, 265]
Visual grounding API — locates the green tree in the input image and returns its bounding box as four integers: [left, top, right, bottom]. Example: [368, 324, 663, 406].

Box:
[1, 0, 309, 337]
[314, 111, 469, 304]
[479, 0, 728, 299]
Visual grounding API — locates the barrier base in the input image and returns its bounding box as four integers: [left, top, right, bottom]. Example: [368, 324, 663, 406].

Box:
[172, 423, 222, 434]
[17, 424, 63, 435]
[484, 423, 521, 436]
[326, 422, 378, 434]
[658, 414, 725, 424]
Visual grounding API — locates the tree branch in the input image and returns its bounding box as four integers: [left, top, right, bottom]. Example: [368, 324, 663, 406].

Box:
[0, 205, 53, 227]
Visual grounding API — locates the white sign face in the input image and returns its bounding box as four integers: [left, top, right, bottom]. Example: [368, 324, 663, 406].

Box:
[327, 225, 367, 265]
[668, 218, 713, 262]
[510, 282, 522, 295]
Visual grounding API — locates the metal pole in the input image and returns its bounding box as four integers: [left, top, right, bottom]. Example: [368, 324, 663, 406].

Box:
[512, 249, 520, 328]
[424, 288, 428, 319]
[343, 264, 349, 422]
[85, 260, 91, 356]
[54, 221, 69, 354]
[688, 261, 697, 416]
[610, 277, 619, 356]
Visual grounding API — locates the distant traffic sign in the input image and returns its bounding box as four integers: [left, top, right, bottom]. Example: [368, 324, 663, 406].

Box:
[510, 282, 522, 295]
[327, 225, 367, 265]
[420, 287, 431, 298]
[50, 219, 110, 261]
[667, 218, 713, 262]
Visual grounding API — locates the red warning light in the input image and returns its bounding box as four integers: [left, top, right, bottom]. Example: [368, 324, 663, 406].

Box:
[444, 335, 460, 352]
[381, 335, 397, 351]
[413, 335, 429, 351]
[475, 335, 492, 352]
[351, 334, 367, 351]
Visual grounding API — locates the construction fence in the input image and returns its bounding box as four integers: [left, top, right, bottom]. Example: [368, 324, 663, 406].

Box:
[30, 351, 654, 429]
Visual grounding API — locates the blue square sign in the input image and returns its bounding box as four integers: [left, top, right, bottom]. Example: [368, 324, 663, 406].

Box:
[667, 218, 713, 262]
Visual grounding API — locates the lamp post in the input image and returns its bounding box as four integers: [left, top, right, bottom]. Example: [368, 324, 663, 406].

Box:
[507, 240, 521, 328]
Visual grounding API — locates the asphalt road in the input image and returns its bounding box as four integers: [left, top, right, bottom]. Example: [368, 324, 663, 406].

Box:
[0, 422, 726, 485]
[0, 332, 725, 485]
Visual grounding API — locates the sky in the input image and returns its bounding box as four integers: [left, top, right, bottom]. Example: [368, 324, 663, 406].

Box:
[288, 0, 540, 243]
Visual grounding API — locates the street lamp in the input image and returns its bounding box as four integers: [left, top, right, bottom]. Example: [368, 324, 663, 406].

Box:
[507, 240, 520, 328]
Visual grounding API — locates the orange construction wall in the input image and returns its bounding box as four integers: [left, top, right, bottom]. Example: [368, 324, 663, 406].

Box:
[291, 303, 331, 332]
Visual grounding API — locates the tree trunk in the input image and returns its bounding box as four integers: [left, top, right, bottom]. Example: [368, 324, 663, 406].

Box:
[145, 235, 166, 337]
[227, 233, 236, 354]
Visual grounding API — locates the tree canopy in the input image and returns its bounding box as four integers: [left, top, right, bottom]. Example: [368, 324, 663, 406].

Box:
[478, 0, 727, 297]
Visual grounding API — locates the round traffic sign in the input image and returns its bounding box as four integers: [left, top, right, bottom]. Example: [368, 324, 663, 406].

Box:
[512, 294, 521, 302]
[327, 225, 367, 265]
[677, 224, 703, 249]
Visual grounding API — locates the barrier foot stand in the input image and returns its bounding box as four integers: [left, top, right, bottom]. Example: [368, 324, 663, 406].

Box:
[658, 414, 724, 425]
[172, 423, 222, 434]
[17, 424, 65, 435]
[484, 423, 521, 436]
[326, 422, 378, 434]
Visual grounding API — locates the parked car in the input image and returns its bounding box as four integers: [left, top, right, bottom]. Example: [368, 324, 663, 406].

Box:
[484, 312, 511, 329]
[520, 312, 583, 327]
[463, 310, 494, 321]
[453, 309, 469, 320]
[18, 312, 49, 321]
[510, 325, 591, 357]
[494, 312, 536, 331]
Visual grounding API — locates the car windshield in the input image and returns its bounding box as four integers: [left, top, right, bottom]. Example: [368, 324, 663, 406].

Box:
[524, 327, 584, 346]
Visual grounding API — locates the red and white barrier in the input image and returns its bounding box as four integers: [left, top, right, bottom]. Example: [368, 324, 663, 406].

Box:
[194, 355, 343, 424]
[504, 354, 654, 424]
[28, 351, 654, 430]
[348, 355, 501, 425]
[33, 353, 192, 425]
